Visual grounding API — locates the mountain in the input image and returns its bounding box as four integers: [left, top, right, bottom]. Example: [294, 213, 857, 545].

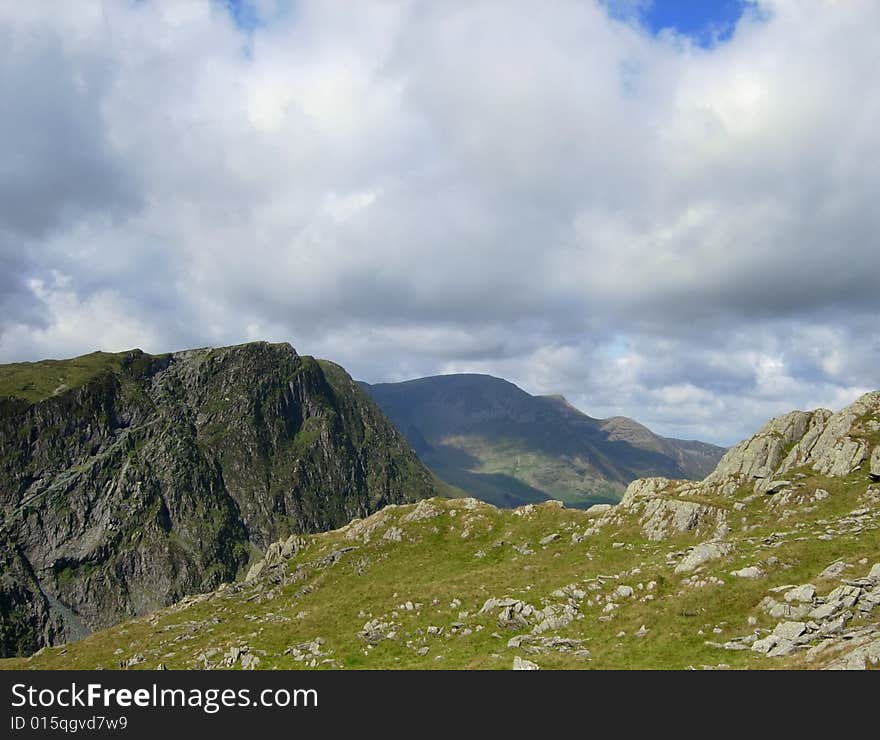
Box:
[0, 342, 436, 657]
[8, 391, 879, 670]
[359, 374, 725, 509]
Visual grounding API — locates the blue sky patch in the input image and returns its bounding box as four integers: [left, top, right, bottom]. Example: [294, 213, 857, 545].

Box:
[605, 0, 756, 47]
[221, 0, 269, 31]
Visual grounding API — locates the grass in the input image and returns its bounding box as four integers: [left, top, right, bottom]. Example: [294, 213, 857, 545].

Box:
[429, 435, 624, 508]
[0, 350, 152, 405]
[5, 462, 877, 671]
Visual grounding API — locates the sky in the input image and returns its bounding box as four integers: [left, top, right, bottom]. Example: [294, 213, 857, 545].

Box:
[1, 0, 878, 446]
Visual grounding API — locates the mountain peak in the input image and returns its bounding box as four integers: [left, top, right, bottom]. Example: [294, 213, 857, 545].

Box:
[362, 373, 726, 509]
[0, 343, 435, 657]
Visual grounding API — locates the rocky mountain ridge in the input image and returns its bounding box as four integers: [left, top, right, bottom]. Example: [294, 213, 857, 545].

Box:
[607, 390, 880, 541]
[7, 389, 879, 670]
[0, 342, 435, 657]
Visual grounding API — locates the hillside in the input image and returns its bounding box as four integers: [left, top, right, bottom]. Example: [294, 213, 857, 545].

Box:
[360, 374, 725, 508]
[7, 390, 879, 670]
[0, 342, 435, 658]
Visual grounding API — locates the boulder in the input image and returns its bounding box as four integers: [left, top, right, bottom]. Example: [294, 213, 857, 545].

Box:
[512, 656, 540, 671]
[824, 637, 880, 670]
[751, 635, 778, 654]
[808, 603, 839, 621]
[784, 585, 816, 604]
[819, 561, 847, 580]
[773, 621, 807, 641]
[767, 639, 797, 657]
[870, 448, 880, 481]
[585, 504, 613, 517]
[730, 566, 763, 579]
[401, 499, 441, 523]
[674, 542, 732, 574]
[240, 653, 260, 670]
[640, 498, 729, 542]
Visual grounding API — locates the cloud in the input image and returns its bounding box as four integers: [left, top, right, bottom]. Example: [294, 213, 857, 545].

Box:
[0, 0, 878, 445]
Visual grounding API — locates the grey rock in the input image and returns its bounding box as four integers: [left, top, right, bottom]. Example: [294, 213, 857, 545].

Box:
[640, 497, 729, 542]
[799, 393, 880, 476]
[512, 656, 540, 671]
[730, 566, 763, 579]
[767, 638, 797, 657]
[870, 448, 880, 481]
[674, 542, 732, 574]
[240, 653, 260, 670]
[721, 641, 749, 651]
[751, 635, 778, 654]
[532, 604, 577, 635]
[585, 504, 613, 516]
[244, 561, 265, 582]
[706, 411, 814, 492]
[819, 560, 848, 580]
[819, 616, 849, 636]
[784, 584, 816, 604]
[280, 535, 306, 560]
[824, 636, 880, 670]
[773, 621, 807, 640]
[401, 499, 441, 523]
[808, 603, 839, 621]
[825, 585, 861, 609]
[124, 653, 145, 668]
[359, 619, 394, 644]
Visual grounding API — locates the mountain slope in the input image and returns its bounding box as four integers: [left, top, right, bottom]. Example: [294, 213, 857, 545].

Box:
[8, 391, 880, 671]
[0, 342, 435, 657]
[360, 374, 725, 508]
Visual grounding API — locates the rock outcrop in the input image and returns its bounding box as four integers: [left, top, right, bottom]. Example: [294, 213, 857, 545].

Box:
[614, 392, 880, 509]
[0, 342, 435, 657]
[712, 392, 880, 496]
[601, 477, 729, 541]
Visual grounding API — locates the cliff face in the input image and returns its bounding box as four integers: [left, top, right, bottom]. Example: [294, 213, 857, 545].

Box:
[0, 342, 435, 656]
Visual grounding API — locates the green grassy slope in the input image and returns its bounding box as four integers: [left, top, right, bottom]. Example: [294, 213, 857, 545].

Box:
[0, 350, 162, 406]
[6, 459, 877, 670]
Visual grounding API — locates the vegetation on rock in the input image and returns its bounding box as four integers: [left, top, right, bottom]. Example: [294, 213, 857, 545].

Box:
[0, 342, 435, 657]
[6, 391, 880, 670]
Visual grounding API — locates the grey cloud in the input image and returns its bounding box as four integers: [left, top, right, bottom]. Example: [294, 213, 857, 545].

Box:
[0, 24, 140, 238]
[0, 0, 879, 446]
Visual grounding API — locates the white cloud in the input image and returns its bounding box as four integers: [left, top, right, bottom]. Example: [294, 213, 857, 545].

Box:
[1, 0, 879, 445]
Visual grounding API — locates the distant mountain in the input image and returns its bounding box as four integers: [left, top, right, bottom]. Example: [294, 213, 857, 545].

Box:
[360, 374, 725, 509]
[0, 342, 436, 657]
